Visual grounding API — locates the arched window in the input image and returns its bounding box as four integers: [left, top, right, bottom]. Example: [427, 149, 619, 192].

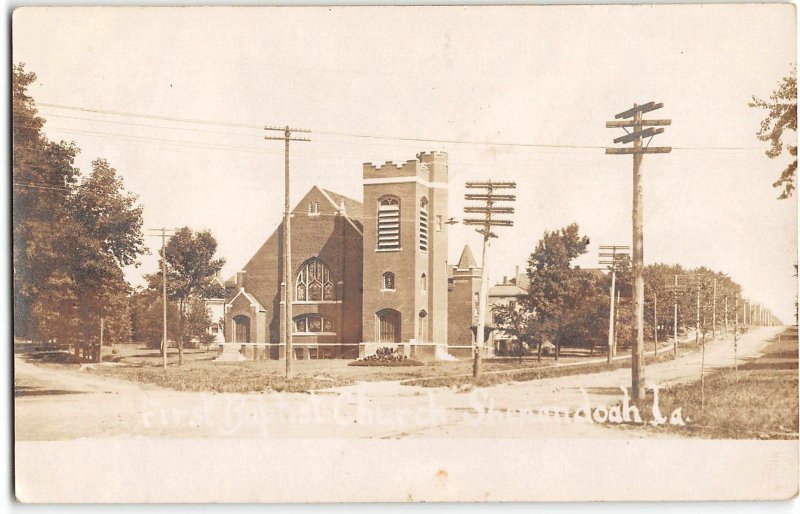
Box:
[294, 314, 335, 334]
[382, 271, 395, 291]
[377, 196, 400, 250]
[421, 273, 427, 292]
[418, 310, 428, 342]
[296, 258, 335, 302]
[419, 197, 429, 252]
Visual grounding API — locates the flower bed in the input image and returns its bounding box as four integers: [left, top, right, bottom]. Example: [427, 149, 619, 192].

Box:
[348, 346, 424, 367]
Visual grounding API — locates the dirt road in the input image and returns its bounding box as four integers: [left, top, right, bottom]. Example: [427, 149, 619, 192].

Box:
[14, 326, 783, 441]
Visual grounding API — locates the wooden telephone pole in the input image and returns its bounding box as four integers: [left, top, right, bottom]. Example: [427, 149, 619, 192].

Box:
[599, 245, 629, 363]
[463, 181, 516, 379]
[665, 275, 686, 358]
[265, 126, 310, 379]
[148, 227, 175, 371]
[606, 102, 671, 403]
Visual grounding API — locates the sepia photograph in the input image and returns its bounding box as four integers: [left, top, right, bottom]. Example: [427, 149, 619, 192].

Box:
[10, 4, 799, 503]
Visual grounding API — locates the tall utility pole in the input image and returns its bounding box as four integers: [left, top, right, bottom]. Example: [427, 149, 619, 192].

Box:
[599, 245, 629, 363]
[665, 275, 685, 358]
[606, 102, 671, 403]
[265, 126, 310, 379]
[98, 317, 104, 363]
[653, 292, 658, 356]
[734, 297, 740, 377]
[463, 181, 516, 379]
[724, 295, 729, 335]
[743, 299, 748, 327]
[712, 279, 717, 340]
[148, 228, 175, 371]
[696, 287, 701, 346]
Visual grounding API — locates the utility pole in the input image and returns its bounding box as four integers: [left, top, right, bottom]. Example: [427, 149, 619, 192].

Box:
[607, 102, 671, 403]
[615, 289, 621, 353]
[696, 287, 701, 346]
[98, 316, 104, 363]
[743, 299, 748, 327]
[265, 125, 310, 379]
[712, 279, 717, 340]
[734, 297, 739, 379]
[599, 245, 629, 363]
[665, 275, 685, 357]
[724, 295, 728, 335]
[463, 181, 516, 379]
[653, 292, 658, 357]
[148, 228, 175, 371]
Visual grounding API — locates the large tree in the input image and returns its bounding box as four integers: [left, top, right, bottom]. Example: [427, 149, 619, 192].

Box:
[13, 64, 145, 357]
[525, 223, 605, 360]
[12, 64, 80, 341]
[491, 301, 536, 363]
[71, 159, 145, 350]
[130, 287, 179, 349]
[749, 66, 797, 199]
[147, 227, 225, 364]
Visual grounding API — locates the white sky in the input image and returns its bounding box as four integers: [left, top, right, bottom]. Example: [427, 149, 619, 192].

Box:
[12, 5, 798, 321]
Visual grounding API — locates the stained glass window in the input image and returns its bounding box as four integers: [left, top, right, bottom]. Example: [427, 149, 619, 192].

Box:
[293, 314, 334, 334]
[383, 271, 395, 291]
[296, 258, 335, 302]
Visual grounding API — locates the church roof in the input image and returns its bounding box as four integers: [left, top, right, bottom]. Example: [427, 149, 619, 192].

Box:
[489, 284, 528, 297]
[321, 189, 363, 221]
[229, 287, 266, 312]
[457, 245, 478, 269]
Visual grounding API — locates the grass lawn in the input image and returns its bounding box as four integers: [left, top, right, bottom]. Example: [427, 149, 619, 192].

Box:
[67, 341, 608, 392]
[619, 327, 799, 439]
[17, 331, 723, 394]
[403, 344, 693, 387]
[86, 353, 586, 392]
[88, 361, 356, 393]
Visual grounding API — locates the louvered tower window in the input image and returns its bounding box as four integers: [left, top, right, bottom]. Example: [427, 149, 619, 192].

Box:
[419, 197, 429, 252]
[377, 197, 400, 250]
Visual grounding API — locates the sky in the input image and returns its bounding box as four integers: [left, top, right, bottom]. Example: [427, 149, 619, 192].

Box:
[12, 5, 798, 321]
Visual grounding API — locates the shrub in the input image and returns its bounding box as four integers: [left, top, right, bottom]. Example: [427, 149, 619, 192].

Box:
[348, 346, 424, 367]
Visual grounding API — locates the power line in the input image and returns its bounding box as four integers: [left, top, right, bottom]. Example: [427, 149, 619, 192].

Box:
[13, 181, 74, 192]
[35, 101, 763, 152]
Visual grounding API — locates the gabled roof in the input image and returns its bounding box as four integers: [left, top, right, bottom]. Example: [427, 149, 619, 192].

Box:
[229, 288, 266, 312]
[321, 188, 363, 221]
[489, 283, 528, 297]
[457, 245, 478, 269]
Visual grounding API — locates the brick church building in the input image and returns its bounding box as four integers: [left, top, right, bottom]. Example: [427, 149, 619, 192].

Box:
[224, 151, 499, 360]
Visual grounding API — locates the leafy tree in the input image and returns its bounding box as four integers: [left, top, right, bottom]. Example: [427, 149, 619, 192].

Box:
[147, 227, 225, 364]
[71, 159, 144, 351]
[491, 301, 536, 363]
[525, 223, 604, 360]
[13, 64, 144, 358]
[13, 64, 80, 341]
[643, 263, 682, 344]
[130, 288, 179, 349]
[749, 67, 797, 199]
[185, 298, 215, 349]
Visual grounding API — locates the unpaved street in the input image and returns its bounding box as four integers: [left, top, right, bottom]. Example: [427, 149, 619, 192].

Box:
[15, 327, 782, 440]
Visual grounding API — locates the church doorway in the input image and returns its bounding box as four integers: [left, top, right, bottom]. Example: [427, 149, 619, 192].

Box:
[376, 309, 401, 343]
[233, 315, 251, 343]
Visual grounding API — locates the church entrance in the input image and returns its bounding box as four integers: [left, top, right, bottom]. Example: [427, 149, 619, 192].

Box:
[376, 309, 401, 343]
[233, 315, 251, 343]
